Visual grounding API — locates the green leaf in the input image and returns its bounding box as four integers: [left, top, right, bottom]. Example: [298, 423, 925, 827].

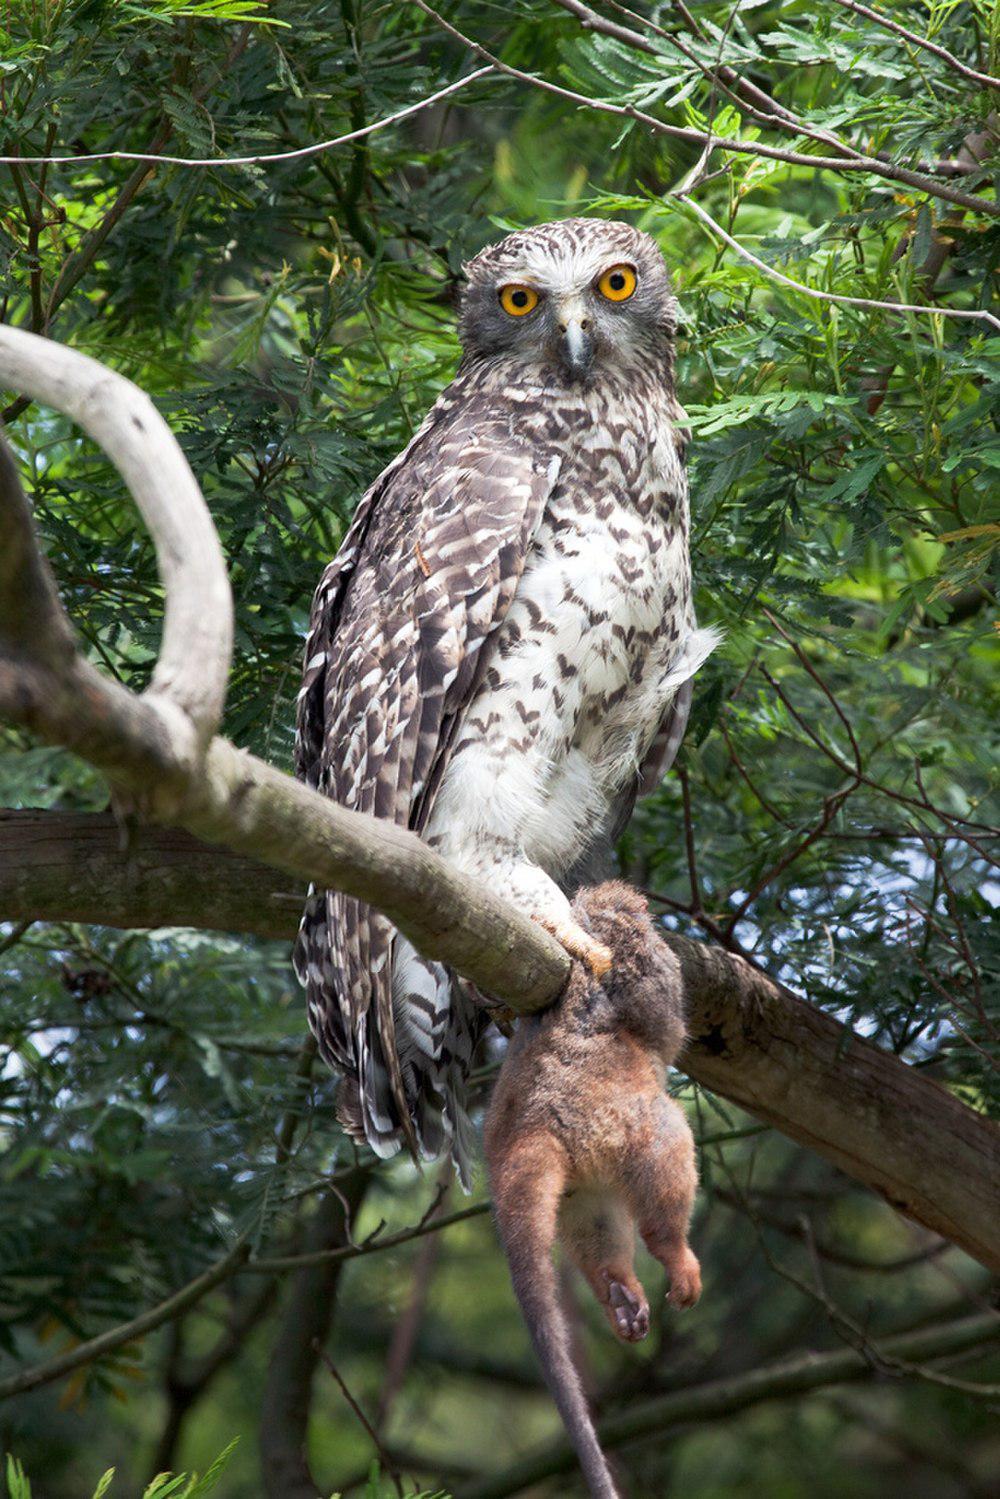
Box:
[5, 1456, 32, 1499]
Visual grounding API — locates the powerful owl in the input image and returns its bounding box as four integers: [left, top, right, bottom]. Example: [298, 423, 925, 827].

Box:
[294, 218, 716, 1183]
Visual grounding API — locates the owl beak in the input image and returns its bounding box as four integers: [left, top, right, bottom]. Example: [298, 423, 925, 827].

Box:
[556, 306, 594, 381]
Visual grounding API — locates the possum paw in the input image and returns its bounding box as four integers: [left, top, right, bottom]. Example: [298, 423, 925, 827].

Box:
[603, 1275, 650, 1342]
[666, 1247, 702, 1309]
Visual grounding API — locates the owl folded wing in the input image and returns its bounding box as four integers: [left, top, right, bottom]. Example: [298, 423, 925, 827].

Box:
[293, 397, 561, 1147]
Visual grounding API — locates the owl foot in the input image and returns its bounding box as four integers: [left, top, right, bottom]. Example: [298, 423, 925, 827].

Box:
[534, 914, 613, 978]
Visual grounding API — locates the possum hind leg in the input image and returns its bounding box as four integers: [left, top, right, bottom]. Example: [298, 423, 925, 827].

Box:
[618, 1102, 702, 1309]
[559, 1186, 650, 1343]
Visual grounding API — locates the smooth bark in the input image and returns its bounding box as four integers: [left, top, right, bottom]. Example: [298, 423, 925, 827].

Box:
[2, 808, 998, 1275]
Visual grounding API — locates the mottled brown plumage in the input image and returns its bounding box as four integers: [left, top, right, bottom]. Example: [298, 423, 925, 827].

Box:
[485, 882, 701, 1499]
[294, 218, 717, 1179]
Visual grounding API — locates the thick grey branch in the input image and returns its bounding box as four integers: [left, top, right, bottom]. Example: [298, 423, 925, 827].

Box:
[2, 810, 998, 1276]
[0, 809, 301, 939]
[0, 325, 232, 749]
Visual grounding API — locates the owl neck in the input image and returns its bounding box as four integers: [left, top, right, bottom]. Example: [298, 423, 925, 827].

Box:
[456, 349, 677, 407]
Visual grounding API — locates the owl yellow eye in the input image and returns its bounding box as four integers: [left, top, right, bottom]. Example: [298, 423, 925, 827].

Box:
[499, 283, 539, 317]
[597, 264, 637, 302]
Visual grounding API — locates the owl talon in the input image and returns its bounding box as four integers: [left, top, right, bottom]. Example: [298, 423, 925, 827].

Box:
[534, 915, 613, 978]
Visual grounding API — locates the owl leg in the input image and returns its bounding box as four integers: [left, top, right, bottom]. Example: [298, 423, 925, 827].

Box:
[534, 913, 613, 978]
[426, 754, 612, 973]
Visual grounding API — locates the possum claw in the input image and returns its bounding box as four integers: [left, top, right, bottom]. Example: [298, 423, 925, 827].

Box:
[603, 1274, 650, 1342]
[534, 915, 613, 977]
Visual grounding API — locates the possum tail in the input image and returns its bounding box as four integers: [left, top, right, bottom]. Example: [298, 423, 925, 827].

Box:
[488, 1134, 621, 1499]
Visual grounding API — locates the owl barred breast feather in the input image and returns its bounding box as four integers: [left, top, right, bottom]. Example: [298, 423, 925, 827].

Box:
[293, 217, 718, 1185]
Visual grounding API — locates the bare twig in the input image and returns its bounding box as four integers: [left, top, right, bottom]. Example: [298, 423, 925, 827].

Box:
[376, 1168, 452, 1432]
[0, 1182, 478, 1408]
[1, 25, 255, 431]
[247, 1201, 490, 1274]
[553, 0, 865, 160]
[827, 0, 1000, 92]
[411, 0, 999, 218]
[757, 665, 1000, 868]
[675, 192, 1000, 333]
[0, 1236, 251, 1401]
[0, 918, 32, 956]
[315, 1344, 405, 1498]
[0, 68, 495, 170]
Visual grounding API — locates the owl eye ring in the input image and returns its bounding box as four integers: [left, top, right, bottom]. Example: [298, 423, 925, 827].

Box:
[499, 284, 540, 317]
[597, 264, 638, 302]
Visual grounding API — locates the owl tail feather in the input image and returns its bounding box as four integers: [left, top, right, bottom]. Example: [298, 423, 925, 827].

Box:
[299, 910, 480, 1186]
[391, 939, 479, 1189]
[342, 1044, 476, 1190]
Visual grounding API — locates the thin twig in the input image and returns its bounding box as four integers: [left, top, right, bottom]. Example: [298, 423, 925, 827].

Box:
[0, 68, 494, 169]
[0, 1236, 251, 1401]
[0, 918, 32, 956]
[315, 1344, 405, 1498]
[553, 0, 864, 160]
[676, 191, 1000, 333]
[246, 1201, 491, 1274]
[827, 0, 1000, 91]
[411, 0, 999, 218]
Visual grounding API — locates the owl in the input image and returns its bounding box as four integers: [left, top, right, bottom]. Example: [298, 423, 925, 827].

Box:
[294, 218, 716, 1184]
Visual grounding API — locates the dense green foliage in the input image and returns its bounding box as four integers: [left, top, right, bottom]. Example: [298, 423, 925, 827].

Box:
[0, 2, 997, 1495]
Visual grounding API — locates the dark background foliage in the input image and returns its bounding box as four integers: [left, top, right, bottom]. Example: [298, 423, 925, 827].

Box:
[0, 1, 997, 1495]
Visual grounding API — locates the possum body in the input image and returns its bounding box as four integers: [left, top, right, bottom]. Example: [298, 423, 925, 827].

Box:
[484, 882, 701, 1499]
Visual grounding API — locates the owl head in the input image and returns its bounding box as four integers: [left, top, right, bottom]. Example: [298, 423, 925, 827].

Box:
[458, 218, 678, 385]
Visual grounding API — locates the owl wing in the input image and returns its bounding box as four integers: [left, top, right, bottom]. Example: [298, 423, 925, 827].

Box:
[635, 625, 720, 794]
[293, 390, 560, 1160]
[635, 678, 693, 799]
[563, 625, 720, 891]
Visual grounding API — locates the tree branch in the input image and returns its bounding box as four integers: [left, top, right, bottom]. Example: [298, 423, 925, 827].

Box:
[551, 0, 865, 160]
[260, 1172, 371, 1499]
[148, 1275, 280, 1477]
[455, 1311, 1000, 1499]
[1, 327, 998, 1279]
[410, 0, 999, 218]
[0, 328, 232, 750]
[2, 808, 998, 1276]
[675, 190, 1000, 334]
[0, 68, 495, 172]
[0, 808, 301, 939]
[0, 1236, 251, 1402]
[0, 1178, 483, 1406]
[826, 0, 1000, 92]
